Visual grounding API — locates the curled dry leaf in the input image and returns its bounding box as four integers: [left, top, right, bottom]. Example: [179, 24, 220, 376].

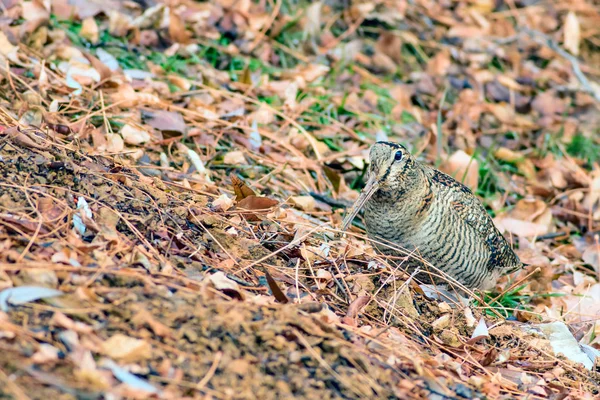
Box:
[469, 318, 490, 343]
[208, 271, 243, 300]
[315, 269, 333, 282]
[213, 194, 234, 211]
[237, 195, 279, 221]
[431, 314, 451, 330]
[31, 344, 60, 364]
[80, 17, 99, 43]
[264, 271, 289, 304]
[345, 295, 370, 319]
[144, 109, 186, 136]
[302, 2, 322, 37]
[120, 123, 151, 145]
[231, 174, 256, 201]
[169, 10, 191, 44]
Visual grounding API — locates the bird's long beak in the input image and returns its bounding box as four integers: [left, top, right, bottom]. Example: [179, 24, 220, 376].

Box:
[341, 173, 380, 231]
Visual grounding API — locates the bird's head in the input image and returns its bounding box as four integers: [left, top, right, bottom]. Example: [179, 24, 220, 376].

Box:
[341, 142, 418, 231]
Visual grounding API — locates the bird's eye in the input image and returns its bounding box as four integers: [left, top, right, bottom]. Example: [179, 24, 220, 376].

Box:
[394, 151, 403, 161]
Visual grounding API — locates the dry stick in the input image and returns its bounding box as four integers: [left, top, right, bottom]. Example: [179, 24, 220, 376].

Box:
[335, 225, 505, 317]
[0, 367, 31, 400]
[15, 175, 44, 263]
[191, 83, 323, 161]
[234, 222, 328, 275]
[248, 0, 282, 51]
[196, 351, 223, 390]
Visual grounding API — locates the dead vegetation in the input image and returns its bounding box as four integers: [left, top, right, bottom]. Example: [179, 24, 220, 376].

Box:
[0, 0, 600, 398]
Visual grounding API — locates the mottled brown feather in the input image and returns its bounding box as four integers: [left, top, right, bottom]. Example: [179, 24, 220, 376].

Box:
[355, 142, 523, 290]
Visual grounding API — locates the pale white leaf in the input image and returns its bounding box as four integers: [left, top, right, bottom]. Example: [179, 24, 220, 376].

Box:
[471, 317, 489, 341]
[101, 359, 159, 394]
[564, 11, 580, 56]
[0, 286, 64, 311]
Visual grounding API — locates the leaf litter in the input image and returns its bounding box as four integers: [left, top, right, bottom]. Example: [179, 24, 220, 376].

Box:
[0, 0, 600, 399]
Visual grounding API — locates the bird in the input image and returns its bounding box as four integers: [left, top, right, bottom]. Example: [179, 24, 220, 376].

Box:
[341, 141, 523, 291]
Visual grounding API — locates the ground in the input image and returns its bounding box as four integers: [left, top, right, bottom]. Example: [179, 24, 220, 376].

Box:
[0, 0, 599, 398]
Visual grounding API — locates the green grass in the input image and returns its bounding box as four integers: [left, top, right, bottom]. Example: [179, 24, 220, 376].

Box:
[567, 133, 600, 165]
[477, 154, 519, 200]
[475, 284, 565, 318]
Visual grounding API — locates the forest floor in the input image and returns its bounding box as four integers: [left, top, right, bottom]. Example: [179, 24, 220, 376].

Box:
[0, 0, 600, 398]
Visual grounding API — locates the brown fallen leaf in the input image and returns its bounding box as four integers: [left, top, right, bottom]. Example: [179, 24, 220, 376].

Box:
[37, 197, 66, 224]
[290, 195, 316, 211]
[264, 271, 289, 304]
[169, 10, 191, 44]
[494, 147, 536, 180]
[101, 333, 151, 362]
[0, 213, 49, 235]
[237, 195, 279, 221]
[323, 165, 341, 193]
[131, 308, 173, 338]
[231, 174, 256, 201]
[345, 295, 370, 319]
[143, 109, 186, 136]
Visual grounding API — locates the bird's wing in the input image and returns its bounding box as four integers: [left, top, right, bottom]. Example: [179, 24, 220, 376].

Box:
[430, 169, 517, 270]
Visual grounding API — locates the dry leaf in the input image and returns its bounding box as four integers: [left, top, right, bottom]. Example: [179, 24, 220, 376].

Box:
[213, 194, 234, 211]
[563, 11, 580, 56]
[439, 150, 479, 191]
[169, 10, 191, 43]
[494, 217, 549, 237]
[237, 195, 278, 212]
[231, 175, 256, 201]
[302, 2, 322, 37]
[208, 271, 243, 300]
[101, 334, 151, 362]
[106, 133, 124, 153]
[264, 271, 289, 304]
[120, 123, 151, 145]
[144, 109, 186, 136]
[81, 17, 99, 44]
[290, 195, 316, 211]
[223, 151, 247, 165]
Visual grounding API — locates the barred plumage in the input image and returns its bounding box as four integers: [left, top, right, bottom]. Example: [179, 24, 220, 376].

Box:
[342, 142, 523, 290]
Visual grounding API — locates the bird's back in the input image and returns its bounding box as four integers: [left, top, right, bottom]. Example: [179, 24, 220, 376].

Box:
[363, 164, 521, 289]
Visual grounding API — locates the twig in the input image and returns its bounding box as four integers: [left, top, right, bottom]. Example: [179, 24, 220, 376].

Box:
[196, 351, 222, 390]
[0, 367, 31, 400]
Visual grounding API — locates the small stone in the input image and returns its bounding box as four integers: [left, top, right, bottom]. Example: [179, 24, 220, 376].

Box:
[439, 329, 461, 347]
[101, 334, 151, 362]
[431, 314, 451, 330]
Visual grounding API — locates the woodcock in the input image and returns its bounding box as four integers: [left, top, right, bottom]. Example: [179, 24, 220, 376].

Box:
[341, 142, 523, 290]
